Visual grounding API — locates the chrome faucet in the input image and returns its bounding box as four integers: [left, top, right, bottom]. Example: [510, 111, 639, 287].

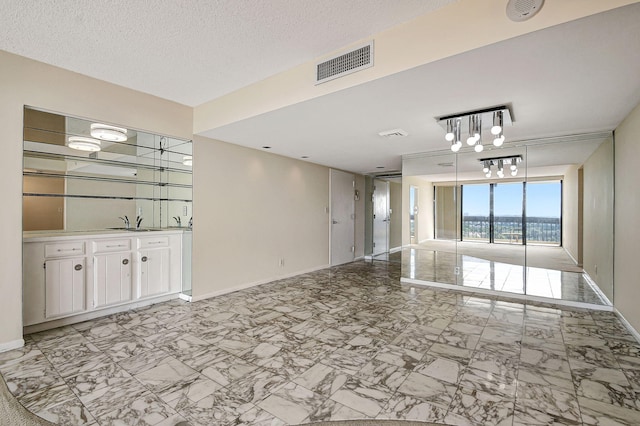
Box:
[136, 216, 143, 230]
[173, 216, 181, 227]
[119, 216, 130, 229]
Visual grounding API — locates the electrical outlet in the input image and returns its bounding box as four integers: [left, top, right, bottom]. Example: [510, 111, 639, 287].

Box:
[183, 205, 188, 215]
[454, 266, 461, 275]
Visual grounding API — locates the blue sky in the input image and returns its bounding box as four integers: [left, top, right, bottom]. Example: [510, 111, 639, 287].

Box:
[463, 181, 561, 217]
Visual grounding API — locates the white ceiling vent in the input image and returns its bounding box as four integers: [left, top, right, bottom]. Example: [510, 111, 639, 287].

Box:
[316, 41, 374, 84]
[378, 128, 408, 138]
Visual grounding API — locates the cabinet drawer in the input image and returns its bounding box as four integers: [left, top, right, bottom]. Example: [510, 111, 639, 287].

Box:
[44, 241, 85, 258]
[93, 239, 131, 254]
[138, 236, 169, 249]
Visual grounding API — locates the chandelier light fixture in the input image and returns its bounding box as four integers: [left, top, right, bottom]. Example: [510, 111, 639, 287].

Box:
[479, 155, 522, 178]
[437, 106, 513, 153]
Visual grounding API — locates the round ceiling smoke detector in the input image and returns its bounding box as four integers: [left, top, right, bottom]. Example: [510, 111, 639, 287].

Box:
[506, 0, 544, 22]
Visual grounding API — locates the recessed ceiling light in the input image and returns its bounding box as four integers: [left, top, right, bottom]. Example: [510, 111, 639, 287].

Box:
[376, 166, 385, 169]
[262, 146, 271, 149]
[301, 156, 309, 159]
[67, 136, 101, 152]
[90, 123, 128, 142]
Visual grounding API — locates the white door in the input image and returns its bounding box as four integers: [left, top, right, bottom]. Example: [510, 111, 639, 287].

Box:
[94, 253, 132, 308]
[139, 248, 170, 298]
[330, 169, 355, 266]
[373, 179, 389, 256]
[45, 257, 85, 318]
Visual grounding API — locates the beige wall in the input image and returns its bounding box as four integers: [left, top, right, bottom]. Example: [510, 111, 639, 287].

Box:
[614, 101, 640, 331]
[389, 181, 402, 250]
[582, 138, 614, 301]
[402, 176, 434, 246]
[0, 50, 192, 349]
[435, 185, 461, 240]
[191, 136, 330, 299]
[562, 165, 580, 263]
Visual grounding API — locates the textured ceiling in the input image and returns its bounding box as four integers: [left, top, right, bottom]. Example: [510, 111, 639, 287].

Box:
[0, 0, 456, 106]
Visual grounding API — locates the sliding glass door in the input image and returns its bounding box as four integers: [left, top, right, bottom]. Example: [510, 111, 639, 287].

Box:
[461, 181, 559, 246]
[494, 182, 524, 244]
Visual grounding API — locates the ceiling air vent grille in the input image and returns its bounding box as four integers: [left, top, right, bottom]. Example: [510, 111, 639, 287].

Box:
[316, 41, 374, 84]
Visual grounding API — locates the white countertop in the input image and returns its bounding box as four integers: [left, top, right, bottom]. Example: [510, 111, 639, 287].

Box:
[24, 228, 190, 242]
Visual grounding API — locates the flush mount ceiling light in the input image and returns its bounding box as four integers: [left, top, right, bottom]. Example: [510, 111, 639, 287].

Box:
[90, 123, 128, 142]
[437, 106, 513, 153]
[67, 136, 101, 152]
[479, 155, 522, 179]
[182, 155, 193, 166]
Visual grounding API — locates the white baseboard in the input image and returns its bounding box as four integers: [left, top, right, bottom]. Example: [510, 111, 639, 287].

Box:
[364, 255, 373, 260]
[389, 246, 402, 254]
[191, 264, 330, 302]
[0, 339, 25, 353]
[178, 293, 192, 302]
[400, 277, 614, 312]
[581, 273, 612, 306]
[354, 256, 365, 261]
[614, 309, 640, 344]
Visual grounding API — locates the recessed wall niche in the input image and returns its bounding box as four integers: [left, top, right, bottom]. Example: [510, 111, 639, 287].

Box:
[22, 107, 193, 232]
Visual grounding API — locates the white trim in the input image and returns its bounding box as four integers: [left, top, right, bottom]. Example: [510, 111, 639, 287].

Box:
[582, 273, 612, 306]
[389, 246, 402, 254]
[0, 339, 25, 353]
[191, 264, 330, 302]
[24, 293, 179, 334]
[400, 277, 614, 311]
[354, 256, 365, 261]
[364, 255, 373, 260]
[614, 309, 640, 344]
[178, 293, 192, 302]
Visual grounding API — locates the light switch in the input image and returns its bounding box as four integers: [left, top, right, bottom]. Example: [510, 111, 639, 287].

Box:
[183, 205, 188, 215]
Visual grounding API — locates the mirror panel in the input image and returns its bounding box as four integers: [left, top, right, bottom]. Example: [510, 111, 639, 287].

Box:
[401, 134, 613, 307]
[23, 107, 192, 232]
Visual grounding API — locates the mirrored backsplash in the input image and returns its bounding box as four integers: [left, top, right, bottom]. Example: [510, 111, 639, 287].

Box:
[23, 107, 193, 232]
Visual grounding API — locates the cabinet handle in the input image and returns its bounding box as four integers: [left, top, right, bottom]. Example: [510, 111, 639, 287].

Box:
[147, 242, 163, 245]
[106, 244, 126, 248]
[122, 259, 129, 265]
[74, 264, 83, 271]
[141, 256, 148, 262]
[57, 248, 80, 252]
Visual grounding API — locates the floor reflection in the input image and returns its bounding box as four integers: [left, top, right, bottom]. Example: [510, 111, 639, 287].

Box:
[399, 247, 607, 306]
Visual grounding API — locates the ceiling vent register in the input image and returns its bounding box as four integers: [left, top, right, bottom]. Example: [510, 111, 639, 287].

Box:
[316, 41, 374, 84]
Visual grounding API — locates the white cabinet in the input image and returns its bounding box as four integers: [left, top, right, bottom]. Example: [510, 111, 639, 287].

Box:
[23, 230, 183, 328]
[138, 248, 170, 298]
[93, 252, 132, 308]
[45, 257, 85, 318]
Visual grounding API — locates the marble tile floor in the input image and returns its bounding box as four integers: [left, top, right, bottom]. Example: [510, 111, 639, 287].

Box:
[2, 261, 639, 425]
[401, 248, 606, 306]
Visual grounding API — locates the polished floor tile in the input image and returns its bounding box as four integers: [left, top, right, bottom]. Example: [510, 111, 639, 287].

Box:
[1, 260, 640, 425]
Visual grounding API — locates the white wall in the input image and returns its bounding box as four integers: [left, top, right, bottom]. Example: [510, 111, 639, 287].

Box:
[562, 164, 580, 263]
[354, 174, 365, 258]
[389, 181, 402, 250]
[583, 138, 614, 301]
[0, 50, 192, 349]
[614, 101, 640, 332]
[191, 135, 331, 299]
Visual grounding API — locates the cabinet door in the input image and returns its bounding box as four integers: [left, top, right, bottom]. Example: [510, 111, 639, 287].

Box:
[94, 253, 132, 308]
[45, 257, 85, 318]
[139, 248, 170, 298]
